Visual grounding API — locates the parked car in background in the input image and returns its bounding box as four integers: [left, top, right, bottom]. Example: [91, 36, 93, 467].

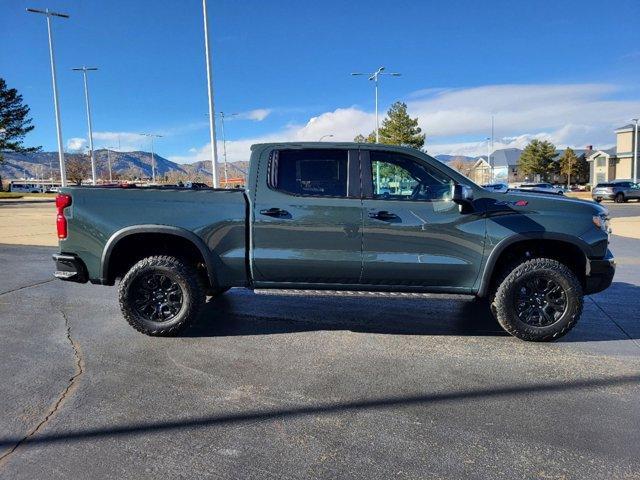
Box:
[592, 180, 640, 203]
[9, 182, 44, 193]
[518, 183, 565, 195]
[53, 142, 614, 342]
[482, 183, 509, 193]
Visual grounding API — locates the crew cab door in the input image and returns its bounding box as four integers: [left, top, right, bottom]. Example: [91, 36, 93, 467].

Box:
[360, 149, 485, 289]
[251, 148, 363, 284]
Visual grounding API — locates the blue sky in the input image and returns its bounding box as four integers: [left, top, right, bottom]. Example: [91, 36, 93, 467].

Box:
[3, 0, 640, 163]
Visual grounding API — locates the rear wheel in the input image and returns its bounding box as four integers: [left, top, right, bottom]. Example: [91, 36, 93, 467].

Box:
[615, 193, 625, 203]
[118, 255, 205, 336]
[492, 258, 583, 341]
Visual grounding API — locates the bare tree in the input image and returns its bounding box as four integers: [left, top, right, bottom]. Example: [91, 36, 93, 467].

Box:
[448, 158, 473, 177]
[66, 154, 91, 185]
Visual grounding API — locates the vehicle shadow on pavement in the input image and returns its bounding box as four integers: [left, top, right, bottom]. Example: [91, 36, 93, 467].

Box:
[186, 294, 506, 338]
[184, 282, 640, 342]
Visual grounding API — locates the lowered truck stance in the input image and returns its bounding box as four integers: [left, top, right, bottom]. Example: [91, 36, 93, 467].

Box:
[53, 143, 615, 341]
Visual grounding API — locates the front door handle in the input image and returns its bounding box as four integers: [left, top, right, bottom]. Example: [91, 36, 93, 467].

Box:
[260, 207, 290, 217]
[368, 210, 397, 220]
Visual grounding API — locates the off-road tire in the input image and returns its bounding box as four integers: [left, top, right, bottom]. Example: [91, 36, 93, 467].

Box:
[492, 258, 583, 341]
[118, 255, 205, 336]
[615, 193, 625, 203]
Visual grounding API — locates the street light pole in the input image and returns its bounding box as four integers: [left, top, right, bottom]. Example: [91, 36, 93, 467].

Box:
[351, 67, 401, 143]
[217, 112, 238, 187]
[72, 67, 98, 185]
[140, 133, 162, 183]
[106, 147, 116, 182]
[202, 0, 220, 188]
[633, 118, 638, 184]
[27, 7, 69, 187]
[486, 137, 493, 184]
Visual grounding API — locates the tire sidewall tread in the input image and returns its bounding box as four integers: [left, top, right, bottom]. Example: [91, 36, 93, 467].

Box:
[118, 255, 205, 336]
[493, 258, 583, 342]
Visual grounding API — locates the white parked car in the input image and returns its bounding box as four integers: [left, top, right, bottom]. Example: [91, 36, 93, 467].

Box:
[9, 182, 44, 193]
[518, 183, 564, 195]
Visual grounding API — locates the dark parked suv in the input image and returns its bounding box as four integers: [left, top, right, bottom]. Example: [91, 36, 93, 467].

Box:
[592, 180, 640, 203]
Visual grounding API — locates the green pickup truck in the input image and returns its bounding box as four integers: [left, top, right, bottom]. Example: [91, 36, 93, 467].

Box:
[53, 142, 615, 341]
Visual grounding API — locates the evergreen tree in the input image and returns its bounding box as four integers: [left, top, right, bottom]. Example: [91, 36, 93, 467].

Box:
[0, 78, 41, 189]
[558, 147, 579, 184]
[519, 139, 557, 179]
[354, 102, 425, 149]
[0, 78, 40, 161]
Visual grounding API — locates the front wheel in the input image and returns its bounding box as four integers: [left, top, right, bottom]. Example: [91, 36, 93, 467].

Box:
[492, 258, 583, 341]
[118, 255, 205, 336]
[615, 193, 625, 203]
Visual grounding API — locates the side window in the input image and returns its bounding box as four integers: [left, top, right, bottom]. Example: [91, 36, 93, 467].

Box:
[269, 149, 348, 197]
[370, 151, 454, 201]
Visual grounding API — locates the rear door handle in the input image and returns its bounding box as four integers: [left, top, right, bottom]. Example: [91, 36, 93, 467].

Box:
[260, 207, 290, 217]
[368, 210, 397, 220]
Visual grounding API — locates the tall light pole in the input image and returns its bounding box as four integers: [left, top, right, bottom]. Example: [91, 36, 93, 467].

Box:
[140, 133, 162, 183]
[633, 118, 638, 184]
[72, 67, 98, 185]
[486, 137, 493, 184]
[106, 147, 117, 183]
[351, 67, 401, 143]
[27, 7, 69, 187]
[217, 112, 238, 187]
[202, 0, 220, 188]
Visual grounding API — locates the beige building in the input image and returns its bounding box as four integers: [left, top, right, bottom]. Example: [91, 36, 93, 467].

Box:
[588, 124, 639, 185]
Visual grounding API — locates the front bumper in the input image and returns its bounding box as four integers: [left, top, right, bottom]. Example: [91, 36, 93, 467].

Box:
[592, 193, 615, 201]
[584, 250, 615, 294]
[53, 253, 88, 283]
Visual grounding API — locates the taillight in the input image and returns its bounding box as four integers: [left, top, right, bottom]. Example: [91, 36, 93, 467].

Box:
[56, 194, 72, 239]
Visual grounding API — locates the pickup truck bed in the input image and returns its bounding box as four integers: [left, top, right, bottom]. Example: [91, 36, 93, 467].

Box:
[58, 187, 248, 287]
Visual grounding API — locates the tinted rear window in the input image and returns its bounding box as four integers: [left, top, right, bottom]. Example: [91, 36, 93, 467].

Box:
[596, 183, 613, 187]
[270, 149, 348, 197]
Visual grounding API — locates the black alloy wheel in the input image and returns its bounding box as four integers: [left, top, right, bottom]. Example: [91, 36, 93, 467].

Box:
[514, 276, 567, 327]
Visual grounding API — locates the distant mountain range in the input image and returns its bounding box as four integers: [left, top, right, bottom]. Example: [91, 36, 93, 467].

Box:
[434, 154, 478, 163]
[1, 150, 479, 182]
[0, 150, 248, 182]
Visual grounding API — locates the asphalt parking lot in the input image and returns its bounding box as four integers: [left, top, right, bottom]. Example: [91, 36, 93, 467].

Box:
[1, 228, 639, 478]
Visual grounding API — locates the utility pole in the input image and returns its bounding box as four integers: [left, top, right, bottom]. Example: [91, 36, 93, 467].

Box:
[27, 7, 69, 186]
[72, 66, 98, 184]
[633, 118, 638, 184]
[202, 0, 220, 188]
[140, 133, 162, 183]
[106, 147, 117, 182]
[217, 112, 238, 187]
[351, 67, 401, 143]
[490, 115, 495, 183]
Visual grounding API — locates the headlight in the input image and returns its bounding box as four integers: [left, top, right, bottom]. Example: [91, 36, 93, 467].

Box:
[592, 214, 610, 233]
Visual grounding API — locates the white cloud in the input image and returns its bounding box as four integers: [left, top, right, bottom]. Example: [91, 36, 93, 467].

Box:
[165, 83, 640, 164]
[66, 137, 87, 152]
[237, 108, 272, 121]
[168, 107, 375, 164]
[407, 83, 638, 154]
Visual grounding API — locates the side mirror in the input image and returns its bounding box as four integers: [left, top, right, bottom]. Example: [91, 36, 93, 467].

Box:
[453, 184, 473, 204]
